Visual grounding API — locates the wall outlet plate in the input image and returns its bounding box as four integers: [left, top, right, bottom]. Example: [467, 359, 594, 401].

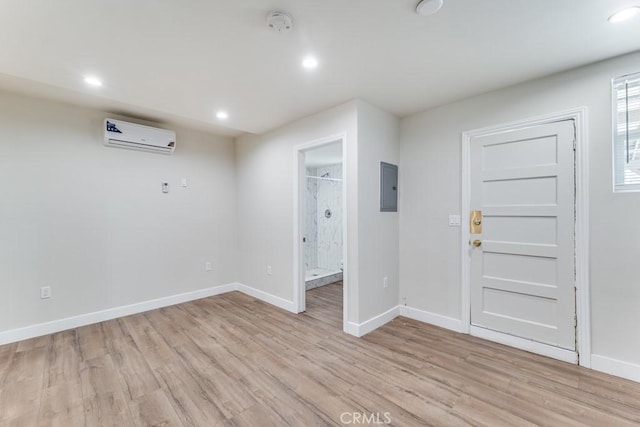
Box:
[40, 286, 51, 299]
[448, 214, 461, 226]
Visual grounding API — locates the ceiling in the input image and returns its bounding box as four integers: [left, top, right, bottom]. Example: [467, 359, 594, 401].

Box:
[1, 1, 639, 136]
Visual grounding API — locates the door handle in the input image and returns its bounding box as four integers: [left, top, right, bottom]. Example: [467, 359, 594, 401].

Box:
[472, 240, 482, 247]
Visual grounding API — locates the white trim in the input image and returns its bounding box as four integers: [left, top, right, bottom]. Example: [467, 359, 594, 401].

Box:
[0, 282, 240, 346]
[461, 107, 590, 366]
[237, 283, 297, 313]
[341, 138, 349, 335]
[399, 305, 463, 333]
[470, 326, 578, 364]
[573, 109, 591, 368]
[591, 354, 640, 383]
[293, 147, 306, 314]
[344, 321, 359, 336]
[346, 305, 400, 337]
[460, 130, 472, 334]
[0, 282, 303, 345]
[292, 133, 349, 333]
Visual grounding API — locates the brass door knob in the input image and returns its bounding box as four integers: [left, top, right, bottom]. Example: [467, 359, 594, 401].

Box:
[472, 240, 482, 247]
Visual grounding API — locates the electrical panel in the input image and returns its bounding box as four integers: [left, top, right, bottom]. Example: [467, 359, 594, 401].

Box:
[380, 162, 398, 212]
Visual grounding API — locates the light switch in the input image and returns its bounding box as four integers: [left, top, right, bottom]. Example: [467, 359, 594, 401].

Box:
[181, 177, 188, 187]
[448, 214, 461, 226]
[162, 182, 169, 193]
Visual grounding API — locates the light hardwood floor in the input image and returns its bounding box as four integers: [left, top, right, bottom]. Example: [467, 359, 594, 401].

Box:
[1, 282, 640, 426]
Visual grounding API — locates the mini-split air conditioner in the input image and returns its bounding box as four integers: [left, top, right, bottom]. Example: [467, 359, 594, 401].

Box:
[104, 118, 176, 154]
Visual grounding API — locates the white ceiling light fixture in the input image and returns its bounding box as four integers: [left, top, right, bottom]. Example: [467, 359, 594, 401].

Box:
[608, 6, 640, 23]
[83, 75, 103, 87]
[216, 111, 229, 120]
[267, 11, 293, 33]
[302, 56, 318, 69]
[416, 0, 444, 16]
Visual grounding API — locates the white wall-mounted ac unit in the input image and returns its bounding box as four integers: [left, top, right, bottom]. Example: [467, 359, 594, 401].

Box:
[104, 118, 176, 154]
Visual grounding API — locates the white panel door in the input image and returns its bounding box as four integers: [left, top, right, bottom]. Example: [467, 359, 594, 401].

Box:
[470, 120, 575, 350]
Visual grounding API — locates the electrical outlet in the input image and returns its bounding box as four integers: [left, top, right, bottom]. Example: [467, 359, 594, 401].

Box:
[383, 277, 389, 288]
[205, 262, 212, 271]
[402, 297, 407, 306]
[267, 265, 273, 276]
[40, 286, 51, 299]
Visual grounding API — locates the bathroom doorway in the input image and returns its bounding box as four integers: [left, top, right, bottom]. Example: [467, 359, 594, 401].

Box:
[294, 135, 346, 330]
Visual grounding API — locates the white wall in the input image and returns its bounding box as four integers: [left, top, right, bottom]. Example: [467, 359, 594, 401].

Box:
[235, 99, 400, 327]
[3, 49, 637, 380]
[236, 101, 360, 321]
[356, 101, 400, 322]
[0, 90, 237, 334]
[399, 51, 640, 371]
[0, 93, 399, 340]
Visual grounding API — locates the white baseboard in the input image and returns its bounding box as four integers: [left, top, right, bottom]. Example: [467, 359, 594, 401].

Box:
[591, 354, 640, 383]
[0, 282, 300, 346]
[237, 283, 297, 313]
[470, 325, 578, 364]
[399, 305, 463, 333]
[347, 305, 400, 337]
[0, 283, 240, 346]
[344, 321, 359, 336]
[399, 306, 580, 365]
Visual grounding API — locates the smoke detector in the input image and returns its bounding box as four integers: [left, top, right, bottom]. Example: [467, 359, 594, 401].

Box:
[416, 0, 444, 16]
[267, 11, 293, 33]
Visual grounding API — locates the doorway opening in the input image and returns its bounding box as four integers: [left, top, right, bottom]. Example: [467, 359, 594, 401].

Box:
[294, 135, 347, 331]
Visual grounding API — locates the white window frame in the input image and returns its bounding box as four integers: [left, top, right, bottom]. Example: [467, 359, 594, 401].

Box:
[612, 71, 640, 192]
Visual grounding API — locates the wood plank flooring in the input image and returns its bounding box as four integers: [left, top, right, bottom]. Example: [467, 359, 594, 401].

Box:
[1, 282, 640, 426]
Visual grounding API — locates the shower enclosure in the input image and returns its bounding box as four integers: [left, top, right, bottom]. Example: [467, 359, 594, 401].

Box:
[305, 163, 343, 289]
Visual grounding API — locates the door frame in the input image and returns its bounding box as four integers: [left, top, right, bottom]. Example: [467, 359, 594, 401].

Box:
[293, 133, 348, 332]
[460, 107, 590, 367]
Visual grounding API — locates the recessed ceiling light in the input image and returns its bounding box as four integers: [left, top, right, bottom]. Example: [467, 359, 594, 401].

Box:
[83, 76, 103, 87]
[416, 0, 444, 16]
[608, 6, 640, 23]
[216, 111, 229, 120]
[302, 56, 318, 69]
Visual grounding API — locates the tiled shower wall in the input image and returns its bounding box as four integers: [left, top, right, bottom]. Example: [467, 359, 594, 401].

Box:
[305, 164, 343, 272]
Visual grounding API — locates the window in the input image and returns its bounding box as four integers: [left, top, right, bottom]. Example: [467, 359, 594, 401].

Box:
[613, 72, 640, 192]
